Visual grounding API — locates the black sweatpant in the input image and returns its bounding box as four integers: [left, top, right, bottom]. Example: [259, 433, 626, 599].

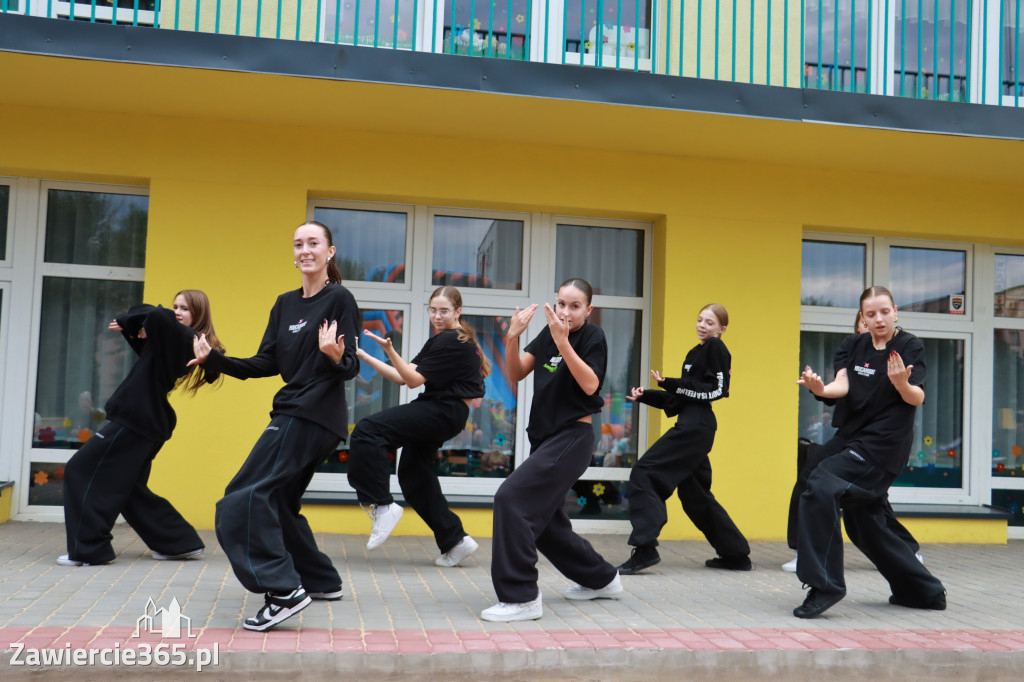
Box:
[490, 422, 618, 603]
[788, 436, 920, 553]
[796, 449, 945, 600]
[625, 419, 749, 557]
[215, 415, 342, 594]
[347, 398, 469, 553]
[63, 421, 203, 564]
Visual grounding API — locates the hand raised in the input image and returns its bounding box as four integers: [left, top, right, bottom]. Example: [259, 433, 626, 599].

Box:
[187, 333, 211, 367]
[319, 320, 345, 362]
[508, 304, 538, 338]
[626, 386, 645, 402]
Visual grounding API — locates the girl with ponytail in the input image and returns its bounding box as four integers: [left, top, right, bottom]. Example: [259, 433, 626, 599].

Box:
[348, 285, 487, 567]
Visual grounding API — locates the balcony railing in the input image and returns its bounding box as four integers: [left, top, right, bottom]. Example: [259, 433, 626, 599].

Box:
[2, 0, 1021, 106]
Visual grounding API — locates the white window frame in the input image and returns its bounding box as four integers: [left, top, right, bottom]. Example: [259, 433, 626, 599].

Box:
[15, 180, 148, 520]
[801, 232, 978, 505]
[306, 198, 652, 512]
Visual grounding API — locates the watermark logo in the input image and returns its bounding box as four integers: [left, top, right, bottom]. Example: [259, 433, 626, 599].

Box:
[9, 597, 219, 672]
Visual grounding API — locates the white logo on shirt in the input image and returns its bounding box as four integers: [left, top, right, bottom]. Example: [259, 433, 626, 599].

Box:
[288, 319, 307, 334]
[853, 364, 876, 377]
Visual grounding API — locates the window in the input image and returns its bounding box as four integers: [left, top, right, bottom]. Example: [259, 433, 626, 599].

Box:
[53, 0, 157, 25]
[1002, 0, 1024, 99]
[560, 0, 653, 70]
[439, 0, 531, 58]
[801, 239, 867, 307]
[994, 253, 1024, 318]
[0, 183, 9, 261]
[323, 0, 417, 48]
[804, 0, 971, 100]
[313, 206, 409, 283]
[307, 199, 651, 505]
[432, 215, 523, 290]
[889, 246, 967, 314]
[31, 187, 148, 453]
[993, 330, 1024, 477]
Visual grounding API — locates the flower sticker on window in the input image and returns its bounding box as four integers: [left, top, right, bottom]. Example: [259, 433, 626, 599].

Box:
[947, 448, 956, 458]
[593, 483, 606, 496]
[1013, 445, 1023, 456]
[33, 471, 49, 486]
[77, 429, 93, 443]
[924, 436, 933, 446]
[38, 427, 55, 444]
[516, 13, 524, 23]
[576, 496, 587, 507]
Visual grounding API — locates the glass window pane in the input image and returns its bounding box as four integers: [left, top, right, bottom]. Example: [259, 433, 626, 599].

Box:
[1002, 0, 1024, 96]
[319, 308, 406, 475]
[567, 308, 642, 520]
[0, 184, 9, 261]
[28, 462, 65, 507]
[314, 207, 407, 283]
[797, 330, 849, 442]
[893, 0, 970, 101]
[323, 0, 416, 48]
[555, 224, 643, 297]
[994, 254, 1024, 318]
[563, 0, 653, 63]
[896, 337, 964, 489]
[44, 189, 148, 267]
[801, 240, 866, 307]
[33, 277, 144, 449]
[993, 330, 1024, 477]
[435, 314, 517, 478]
[889, 246, 966, 313]
[440, 0, 531, 59]
[803, 0, 872, 93]
[432, 216, 523, 290]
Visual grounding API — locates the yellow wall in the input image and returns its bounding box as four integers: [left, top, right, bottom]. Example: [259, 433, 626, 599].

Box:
[1, 54, 1021, 542]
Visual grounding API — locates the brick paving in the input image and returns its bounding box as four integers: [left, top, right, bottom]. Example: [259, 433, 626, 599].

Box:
[1, 521, 1022, 679]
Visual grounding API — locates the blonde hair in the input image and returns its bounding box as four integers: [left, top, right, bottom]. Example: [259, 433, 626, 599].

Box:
[430, 285, 492, 378]
[174, 289, 224, 395]
[700, 303, 729, 330]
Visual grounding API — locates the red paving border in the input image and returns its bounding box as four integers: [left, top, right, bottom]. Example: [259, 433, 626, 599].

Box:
[4, 626, 1024, 654]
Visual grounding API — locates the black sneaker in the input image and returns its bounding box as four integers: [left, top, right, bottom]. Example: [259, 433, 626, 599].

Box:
[705, 555, 753, 571]
[793, 587, 845, 618]
[308, 587, 344, 601]
[243, 587, 312, 632]
[889, 591, 946, 610]
[617, 546, 660, 575]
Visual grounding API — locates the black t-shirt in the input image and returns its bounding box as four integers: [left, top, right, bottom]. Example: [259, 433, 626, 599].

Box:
[412, 328, 486, 401]
[205, 284, 360, 438]
[835, 328, 926, 474]
[638, 337, 730, 423]
[105, 304, 211, 442]
[523, 323, 606, 446]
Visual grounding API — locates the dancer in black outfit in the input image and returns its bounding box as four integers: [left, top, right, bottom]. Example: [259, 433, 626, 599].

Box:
[616, 303, 750, 575]
[348, 285, 487, 566]
[191, 221, 359, 632]
[793, 286, 946, 618]
[783, 311, 921, 573]
[482, 278, 622, 623]
[60, 289, 223, 566]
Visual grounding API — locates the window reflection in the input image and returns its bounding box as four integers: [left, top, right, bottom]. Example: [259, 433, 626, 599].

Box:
[323, 0, 416, 49]
[0, 184, 9, 260]
[314, 207, 407, 283]
[801, 240, 866, 308]
[432, 216, 523, 290]
[33, 277, 143, 449]
[320, 308, 405, 475]
[563, 0, 653, 67]
[889, 246, 966, 313]
[44, 190, 148, 268]
[555, 224, 643, 297]
[441, 0, 531, 59]
[994, 254, 1024, 318]
[434, 314, 517, 479]
[993, 330, 1024, 477]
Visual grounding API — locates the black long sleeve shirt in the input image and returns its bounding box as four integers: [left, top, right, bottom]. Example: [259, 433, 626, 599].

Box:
[638, 336, 731, 426]
[204, 284, 360, 438]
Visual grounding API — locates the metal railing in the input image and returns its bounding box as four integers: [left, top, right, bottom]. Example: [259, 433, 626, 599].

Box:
[2, 0, 1020, 106]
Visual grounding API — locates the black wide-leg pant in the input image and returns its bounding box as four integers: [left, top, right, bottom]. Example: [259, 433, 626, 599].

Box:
[788, 436, 920, 554]
[347, 398, 469, 553]
[625, 419, 749, 557]
[215, 415, 342, 594]
[63, 421, 203, 564]
[796, 449, 945, 601]
[490, 422, 618, 603]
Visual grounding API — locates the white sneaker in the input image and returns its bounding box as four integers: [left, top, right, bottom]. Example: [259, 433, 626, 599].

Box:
[56, 554, 87, 567]
[781, 556, 798, 573]
[435, 536, 479, 567]
[916, 553, 925, 565]
[480, 596, 543, 622]
[564, 573, 623, 600]
[365, 503, 404, 550]
[153, 548, 204, 561]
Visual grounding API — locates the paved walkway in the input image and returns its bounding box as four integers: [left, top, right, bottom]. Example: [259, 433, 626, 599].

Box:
[1, 521, 1022, 679]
